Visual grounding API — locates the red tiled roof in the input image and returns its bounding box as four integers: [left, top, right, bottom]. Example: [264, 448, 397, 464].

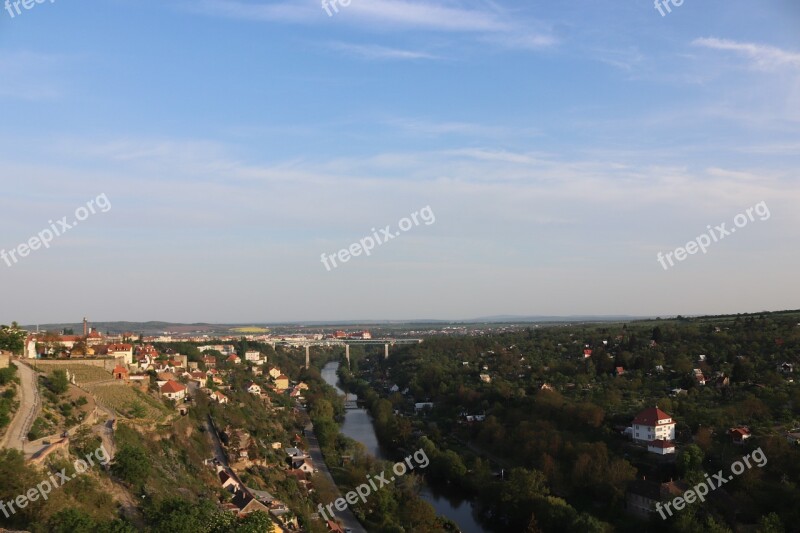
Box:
[633, 407, 673, 426]
[108, 344, 132, 351]
[112, 365, 128, 374]
[160, 380, 186, 393]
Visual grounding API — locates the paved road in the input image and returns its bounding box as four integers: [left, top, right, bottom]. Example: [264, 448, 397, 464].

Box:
[304, 419, 367, 533]
[2, 360, 41, 453]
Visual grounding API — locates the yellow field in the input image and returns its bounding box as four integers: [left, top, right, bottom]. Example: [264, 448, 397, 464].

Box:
[86, 383, 171, 421]
[230, 326, 269, 333]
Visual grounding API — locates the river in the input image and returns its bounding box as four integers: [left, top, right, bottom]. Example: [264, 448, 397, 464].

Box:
[321, 362, 487, 533]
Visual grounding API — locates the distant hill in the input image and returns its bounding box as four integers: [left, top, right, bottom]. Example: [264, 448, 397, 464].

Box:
[21, 309, 800, 335]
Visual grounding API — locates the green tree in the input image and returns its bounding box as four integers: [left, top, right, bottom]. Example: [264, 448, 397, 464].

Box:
[112, 443, 151, 486]
[234, 511, 273, 532]
[676, 444, 704, 477]
[0, 323, 26, 354]
[49, 370, 69, 395]
[757, 513, 785, 533]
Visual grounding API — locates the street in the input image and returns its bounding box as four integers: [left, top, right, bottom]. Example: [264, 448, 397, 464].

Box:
[1, 360, 41, 454]
[304, 420, 367, 533]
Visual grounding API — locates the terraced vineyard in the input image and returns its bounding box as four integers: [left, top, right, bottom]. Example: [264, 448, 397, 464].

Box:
[38, 363, 112, 385]
[86, 383, 172, 421]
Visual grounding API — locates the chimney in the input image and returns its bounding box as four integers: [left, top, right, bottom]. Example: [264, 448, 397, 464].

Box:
[83, 317, 88, 337]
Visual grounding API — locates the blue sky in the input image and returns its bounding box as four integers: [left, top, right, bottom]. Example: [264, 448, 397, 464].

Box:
[1, 0, 798, 324]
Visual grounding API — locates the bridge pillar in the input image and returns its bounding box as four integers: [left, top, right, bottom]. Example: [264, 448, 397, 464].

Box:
[305, 345, 310, 369]
[345, 344, 350, 368]
[384, 343, 389, 359]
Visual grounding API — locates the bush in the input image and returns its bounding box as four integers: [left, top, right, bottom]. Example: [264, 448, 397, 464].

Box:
[112, 443, 151, 486]
[48, 370, 69, 395]
[0, 366, 17, 386]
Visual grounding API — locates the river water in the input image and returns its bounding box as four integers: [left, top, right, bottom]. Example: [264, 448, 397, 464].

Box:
[321, 362, 486, 533]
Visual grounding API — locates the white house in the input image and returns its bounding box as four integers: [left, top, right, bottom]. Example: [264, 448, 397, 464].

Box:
[246, 382, 262, 395]
[632, 407, 676, 444]
[160, 380, 187, 401]
[297, 459, 315, 474]
[647, 439, 676, 455]
[102, 342, 132, 364]
[210, 390, 229, 404]
[244, 350, 263, 363]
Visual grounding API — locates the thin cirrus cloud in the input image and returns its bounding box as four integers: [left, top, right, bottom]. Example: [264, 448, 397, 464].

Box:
[186, 0, 556, 50]
[189, 0, 505, 30]
[327, 42, 441, 61]
[693, 37, 800, 70]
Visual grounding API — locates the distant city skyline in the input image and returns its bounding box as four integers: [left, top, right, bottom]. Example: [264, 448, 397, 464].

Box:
[1, 1, 798, 324]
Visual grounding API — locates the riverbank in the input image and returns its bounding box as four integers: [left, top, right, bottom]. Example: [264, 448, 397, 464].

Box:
[321, 362, 485, 533]
[308, 361, 454, 532]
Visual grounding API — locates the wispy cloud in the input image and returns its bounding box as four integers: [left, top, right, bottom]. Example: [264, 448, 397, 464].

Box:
[344, 0, 507, 32]
[693, 38, 800, 70]
[184, 0, 556, 52]
[328, 42, 441, 61]
[591, 47, 645, 71]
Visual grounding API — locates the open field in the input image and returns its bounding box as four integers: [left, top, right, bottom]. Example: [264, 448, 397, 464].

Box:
[86, 383, 171, 421]
[230, 326, 270, 333]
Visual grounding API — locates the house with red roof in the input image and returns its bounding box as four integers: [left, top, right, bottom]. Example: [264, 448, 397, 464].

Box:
[729, 427, 752, 444]
[632, 407, 676, 445]
[160, 380, 187, 401]
[647, 439, 676, 455]
[210, 390, 229, 404]
[107, 343, 134, 364]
